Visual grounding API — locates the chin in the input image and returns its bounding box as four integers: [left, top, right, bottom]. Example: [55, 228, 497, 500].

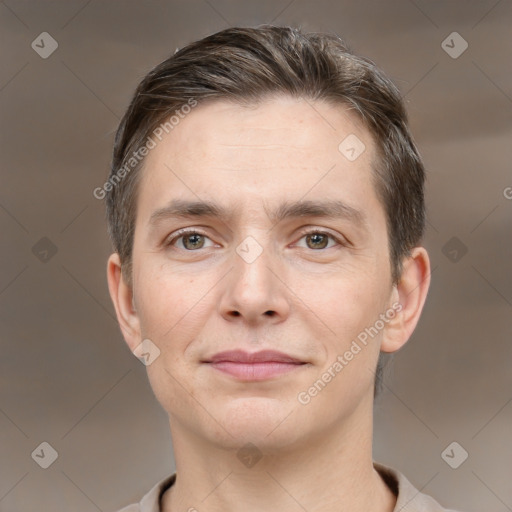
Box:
[210, 396, 303, 449]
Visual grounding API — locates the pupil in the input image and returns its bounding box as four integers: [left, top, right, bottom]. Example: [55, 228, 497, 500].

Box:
[185, 234, 203, 249]
[308, 233, 327, 249]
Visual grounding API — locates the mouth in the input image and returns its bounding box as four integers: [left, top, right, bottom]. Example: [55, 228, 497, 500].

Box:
[203, 350, 308, 381]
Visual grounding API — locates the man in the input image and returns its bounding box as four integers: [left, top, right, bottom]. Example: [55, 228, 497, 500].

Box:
[105, 25, 459, 512]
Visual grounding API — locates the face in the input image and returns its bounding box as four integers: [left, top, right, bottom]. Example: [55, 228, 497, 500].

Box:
[123, 96, 400, 450]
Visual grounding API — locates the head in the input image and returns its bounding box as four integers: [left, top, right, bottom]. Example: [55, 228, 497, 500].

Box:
[106, 26, 430, 452]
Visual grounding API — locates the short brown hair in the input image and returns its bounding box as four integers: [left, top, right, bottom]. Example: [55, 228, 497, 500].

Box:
[105, 25, 426, 393]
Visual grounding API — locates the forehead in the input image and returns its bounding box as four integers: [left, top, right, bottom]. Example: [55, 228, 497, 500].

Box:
[146, 96, 372, 171]
[135, 96, 383, 229]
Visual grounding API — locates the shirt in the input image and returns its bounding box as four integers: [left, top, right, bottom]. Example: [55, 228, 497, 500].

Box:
[115, 462, 461, 512]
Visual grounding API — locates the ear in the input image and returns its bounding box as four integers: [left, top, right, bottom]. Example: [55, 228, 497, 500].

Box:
[381, 246, 431, 353]
[107, 253, 141, 352]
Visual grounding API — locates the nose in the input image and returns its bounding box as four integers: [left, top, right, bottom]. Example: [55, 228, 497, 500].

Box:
[218, 237, 291, 326]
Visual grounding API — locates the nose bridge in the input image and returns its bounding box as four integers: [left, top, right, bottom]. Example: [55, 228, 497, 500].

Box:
[219, 231, 290, 322]
[234, 231, 275, 296]
[236, 233, 274, 289]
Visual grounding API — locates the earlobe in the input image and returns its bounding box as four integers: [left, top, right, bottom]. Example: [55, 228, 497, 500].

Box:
[106, 253, 141, 352]
[381, 247, 431, 354]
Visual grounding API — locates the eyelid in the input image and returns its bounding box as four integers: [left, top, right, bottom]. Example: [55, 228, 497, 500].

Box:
[294, 227, 350, 248]
[163, 226, 350, 250]
[164, 227, 214, 248]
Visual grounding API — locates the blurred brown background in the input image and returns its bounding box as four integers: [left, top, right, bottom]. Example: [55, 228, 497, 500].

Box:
[1, 1, 511, 511]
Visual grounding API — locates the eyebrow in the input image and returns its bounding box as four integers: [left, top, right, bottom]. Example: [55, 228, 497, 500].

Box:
[148, 198, 367, 230]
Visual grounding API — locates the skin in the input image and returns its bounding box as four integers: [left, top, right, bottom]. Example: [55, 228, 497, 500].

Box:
[107, 96, 430, 512]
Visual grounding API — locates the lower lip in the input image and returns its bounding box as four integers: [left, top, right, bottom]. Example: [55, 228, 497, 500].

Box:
[208, 361, 305, 381]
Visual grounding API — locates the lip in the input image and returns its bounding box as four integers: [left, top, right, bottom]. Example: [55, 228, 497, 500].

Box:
[204, 350, 307, 381]
[207, 350, 303, 364]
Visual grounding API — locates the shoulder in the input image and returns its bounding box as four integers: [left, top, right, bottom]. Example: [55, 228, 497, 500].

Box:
[374, 462, 463, 512]
[116, 505, 140, 512]
[112, 473, 177, 512]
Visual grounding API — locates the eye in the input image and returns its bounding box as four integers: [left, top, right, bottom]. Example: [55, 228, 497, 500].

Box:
[295, 230, 342, 250]
[166, 229, 215, 250]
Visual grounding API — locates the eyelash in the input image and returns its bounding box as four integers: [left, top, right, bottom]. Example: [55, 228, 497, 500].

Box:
[296, 229, 346, 250]
[165, 228, 346, 251]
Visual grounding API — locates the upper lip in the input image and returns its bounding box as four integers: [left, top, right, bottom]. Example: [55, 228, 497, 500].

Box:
[205, 350, 304, 364]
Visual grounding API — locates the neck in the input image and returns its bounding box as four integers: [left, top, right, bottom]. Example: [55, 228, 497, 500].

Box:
[162, 394, 396, 512]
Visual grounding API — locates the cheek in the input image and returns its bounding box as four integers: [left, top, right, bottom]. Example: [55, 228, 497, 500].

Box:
[135, 267, 213, 407]
[292, 268, 386, 346]
[299, 276, 386, 404]
[133, 260, 213, 342]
